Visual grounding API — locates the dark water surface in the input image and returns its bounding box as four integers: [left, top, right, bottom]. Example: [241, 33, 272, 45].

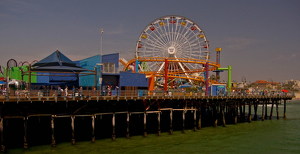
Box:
[9, 100, 300, 154]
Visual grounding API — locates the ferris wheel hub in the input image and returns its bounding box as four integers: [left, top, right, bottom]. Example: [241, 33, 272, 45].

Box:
[168, 46, 176, 55]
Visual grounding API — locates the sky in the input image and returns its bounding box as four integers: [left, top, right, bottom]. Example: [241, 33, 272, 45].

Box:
[0, 0, 299, 82]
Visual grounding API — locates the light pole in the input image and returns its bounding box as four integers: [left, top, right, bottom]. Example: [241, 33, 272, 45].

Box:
[100, 28, 104, 55]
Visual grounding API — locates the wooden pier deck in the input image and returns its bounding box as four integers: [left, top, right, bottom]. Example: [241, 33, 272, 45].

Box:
[0, 94, 293, 151]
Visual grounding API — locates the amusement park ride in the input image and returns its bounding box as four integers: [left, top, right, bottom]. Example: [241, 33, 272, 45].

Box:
[121, 15, 231, 94]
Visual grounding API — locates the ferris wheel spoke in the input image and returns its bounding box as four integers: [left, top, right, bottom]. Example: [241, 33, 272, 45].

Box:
[176, 32, 196, 49]
[157, 62, 165, 73]
[147, 30, 169, 47]
[152, 26, 170, 47]
[171, 19, 180, 46]
[143, 40, 167, 49]
[144, 42, 165, 50]
[178, 38, 202, 51]
[174, 55, 193, 83]
[143, 40, 166, 51]
[142, 43, 164, 51]
[144, 33, 166, 48]
[163, 20, 172, 45]
[144, 24, 169, 47]
[145, 62, 157, 72]
[174, 20, 186, 44]
[165, 18, 172, 45]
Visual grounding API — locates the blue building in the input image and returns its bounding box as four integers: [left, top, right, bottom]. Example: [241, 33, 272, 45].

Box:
[32, 50, 87, 87]
[32, 51, 148, 94]
[77, 53, 148, 94]
[77, 55, 101, 87]
[77, 53, 120, 89]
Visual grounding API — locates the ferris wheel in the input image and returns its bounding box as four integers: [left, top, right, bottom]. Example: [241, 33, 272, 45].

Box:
[135, 15, 211, 87]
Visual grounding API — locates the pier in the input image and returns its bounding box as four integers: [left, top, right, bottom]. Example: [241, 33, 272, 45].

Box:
[0, 91, 292, 151]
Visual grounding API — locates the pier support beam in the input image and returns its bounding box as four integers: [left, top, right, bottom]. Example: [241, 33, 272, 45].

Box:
[91, 115, 95, 143]
[112, 113, 116, 140]
[51, 116, 56, 147]
[0, 118, 5, 152]
[182, 110, 186, 133]
[194, 110, 197, 131]
[23, 117, 29, 149]
[264, 100, 268, 119]
[261, 102, 265, 121]
[243, 102, 246, 122]
[283, 100, 287, 119]
[143, 112, 147, 137]
[197, 107, 202, 129]
[71, 116, 75, 145]
[221, 103, 226, 127]
[276, 100, 279, 120]
[269, 100, 274, 120]
[254, 103, 258, 120]
[126, 112, 130, 138]
[213, 104, 218, 127]
[234, 103, 238, 124]
[239, 103, 243, 122]
[248, 102, 252, 122]
[169, 110, 173, 134]
[157, 112, 161, 136]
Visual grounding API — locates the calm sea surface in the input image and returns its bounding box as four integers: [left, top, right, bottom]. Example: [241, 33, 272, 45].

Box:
[9, 100, 300, 154]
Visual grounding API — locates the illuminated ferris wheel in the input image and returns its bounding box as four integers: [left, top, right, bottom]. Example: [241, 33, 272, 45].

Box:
[135, 15, 211, 86]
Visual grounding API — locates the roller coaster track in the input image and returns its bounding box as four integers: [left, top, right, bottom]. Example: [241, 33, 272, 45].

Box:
[121, 57, 220, 82]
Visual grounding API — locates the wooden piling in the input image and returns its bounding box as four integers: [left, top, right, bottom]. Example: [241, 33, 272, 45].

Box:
[243, 102, 246, 122]
[91, 115, 95, 143]
[239, 103, 243, 122]
[254, 102, 258, 120]
[194, 110, 197, 131]
[248, 102, 252, 122]
[234, 103, 238, 124]
[264, 100, 268, 119]
[283, 100, 287, 119]
[182, 110, 185, 133]
[221, 103, 226, 127]
[157, 112, 161, 136]
[269, 100, 274, 120]
[261, 102, 265, 121]
[71, 116, 75, 145]
[0, 118, 5, 152]
[214, 104, 218, 127]
[143, 112, 147, 137]
[169, 110, 173, 134]
[197, 107, 201, 129]
[276, 100, 279, 120]
[51, 116, 56, 147]
[112, 113, 116, 140]
[126, 112, 130, 138]
[23, 117, 29, 149]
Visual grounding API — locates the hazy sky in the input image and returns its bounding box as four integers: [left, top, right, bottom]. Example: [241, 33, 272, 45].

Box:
[0, 0, 299, 82]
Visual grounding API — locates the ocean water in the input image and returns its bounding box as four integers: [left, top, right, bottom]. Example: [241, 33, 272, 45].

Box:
[9, 100, 300, 154]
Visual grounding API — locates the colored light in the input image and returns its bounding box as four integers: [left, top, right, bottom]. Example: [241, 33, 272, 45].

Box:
[141, 34, 147, 39]
[169, 20, 176, 24]
[150, 26, 155, 31]
[191, 26, 196, 31]
[198, 34, 205, 38]
[181, 22, 186, 26]
[215, 48, 222, 52]
[138, 44, 143, 48]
